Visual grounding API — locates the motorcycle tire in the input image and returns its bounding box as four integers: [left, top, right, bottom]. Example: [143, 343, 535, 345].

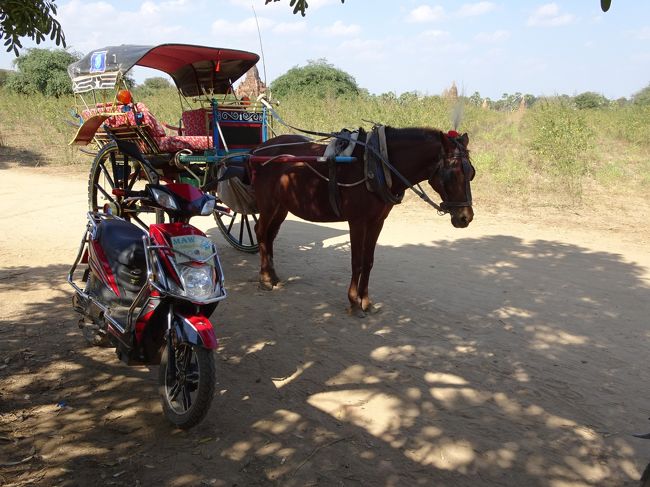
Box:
[159, 342, 216, 429]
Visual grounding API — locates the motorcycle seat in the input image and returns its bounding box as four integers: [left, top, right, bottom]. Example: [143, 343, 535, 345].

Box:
[95, 219, 147, 268]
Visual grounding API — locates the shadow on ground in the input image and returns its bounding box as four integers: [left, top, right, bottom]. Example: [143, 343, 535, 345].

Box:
[1, 219, 649, 486]
[0, 146, 48, 169]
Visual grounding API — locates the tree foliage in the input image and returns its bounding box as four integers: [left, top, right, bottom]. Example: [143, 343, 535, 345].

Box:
[142, 77, 172, 90]
[0, 68, 10, 86]
[270, 59, 360, 98]
[265, 0, 345, 16]
[5, 48, 78, 96]
[632, 84, 650, 106]
[574, 91, 609, 109]
[0, 1, 65, 56]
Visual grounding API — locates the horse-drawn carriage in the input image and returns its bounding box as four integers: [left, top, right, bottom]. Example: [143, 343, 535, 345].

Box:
[67, 42, 475, 427]
[67, 41, 475, 315]
[68, 43, 270, 252]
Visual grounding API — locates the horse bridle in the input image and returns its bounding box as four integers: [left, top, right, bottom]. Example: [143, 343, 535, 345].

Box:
[432, 138, 474, 212]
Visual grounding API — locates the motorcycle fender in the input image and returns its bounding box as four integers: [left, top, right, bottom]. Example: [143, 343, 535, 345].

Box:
[173, 313, 218, 350]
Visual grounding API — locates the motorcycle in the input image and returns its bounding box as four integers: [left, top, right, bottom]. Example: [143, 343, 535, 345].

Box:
[68, 139, 227, 429]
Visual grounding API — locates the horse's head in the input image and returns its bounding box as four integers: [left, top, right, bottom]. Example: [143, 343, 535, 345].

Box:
[429, 131, 475, 228]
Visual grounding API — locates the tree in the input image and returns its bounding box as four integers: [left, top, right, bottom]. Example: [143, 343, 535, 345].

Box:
[632, 84, 650, 106]
[270, 59, 360, 98]
[573, 91, 609, 109]
[0, 68, 10, 86]
[142, 77, 172, 90]
[5, 48, 78, 96]
[468, 91, 483, 107]
[0, 1, 65, 56]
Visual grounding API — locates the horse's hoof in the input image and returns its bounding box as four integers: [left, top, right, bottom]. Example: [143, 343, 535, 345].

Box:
[258, 279, 283, 291]
[258, 280, 275, 291]
[347, 306, 367, 318]
[364, 303, 382, 314]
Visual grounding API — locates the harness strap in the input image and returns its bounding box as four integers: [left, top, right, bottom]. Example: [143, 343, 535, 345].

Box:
[364, 126, 403, 205]
[327, 156, 342, 217]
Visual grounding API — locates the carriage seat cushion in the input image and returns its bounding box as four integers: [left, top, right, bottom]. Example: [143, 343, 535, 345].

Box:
[182, 109, 209, 136]
[81, 103, 167, 137]
[154, 135, 213, 152]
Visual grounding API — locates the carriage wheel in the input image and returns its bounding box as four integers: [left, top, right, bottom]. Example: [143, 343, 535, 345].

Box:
[213, 202, 259, 253]
[88, 142, 164, 228]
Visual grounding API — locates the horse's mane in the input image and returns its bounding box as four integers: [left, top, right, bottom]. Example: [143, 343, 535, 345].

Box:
[384, 126, 442, 142]
[383, 126, 471, 160]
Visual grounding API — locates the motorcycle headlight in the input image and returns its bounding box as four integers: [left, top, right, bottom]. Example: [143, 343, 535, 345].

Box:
[150, 188, 179, 210]
[200, 198, 216, 216]
[179, 265, 216, 300]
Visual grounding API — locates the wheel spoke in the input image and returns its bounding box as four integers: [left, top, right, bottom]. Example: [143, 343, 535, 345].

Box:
[126, 168, 140, 191]
[185, 371, 200, 386]
[238, 214, 245, 244]
[182, 384, 192, 410]
[98, 160, 116, 190]
[226, 212, 237, 233]
[244, 214, 255, 245]
[94, 183, 116, 205]
[169, 381, 182, 402]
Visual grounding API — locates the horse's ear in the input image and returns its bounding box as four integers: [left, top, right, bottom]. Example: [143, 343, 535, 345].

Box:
[440, 131, 453, 154]
[460, 133, 469, 148]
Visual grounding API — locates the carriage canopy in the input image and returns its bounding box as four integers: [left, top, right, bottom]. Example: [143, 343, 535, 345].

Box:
[67, 43, 260, 97]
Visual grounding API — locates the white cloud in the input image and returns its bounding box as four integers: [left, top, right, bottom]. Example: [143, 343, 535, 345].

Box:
[527, 3, 575, 27]
[58, 0, 185, 53]
[306, 0, 340, 10]
[407, 5, 445, 23]
[318, 20, 361, 36]
[228, 0, 255, 7]
[338, 38, 386, 61]
[474, 30, 510, 43]
[456, 2, 496, 18]
[629, 27, 650, 40]
[212, 16, 275, 36]
[419, 30, 450, 40]
[273, 22, 308, 34]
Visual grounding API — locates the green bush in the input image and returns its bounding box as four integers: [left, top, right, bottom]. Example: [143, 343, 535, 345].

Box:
[633, 83, 650, 106]
[5, 48, 79, 97]
[0, 69, 11, 86]
[270, 59, 360, 99]
[574, 91, 609, 109]
[527, 100, 595, 198]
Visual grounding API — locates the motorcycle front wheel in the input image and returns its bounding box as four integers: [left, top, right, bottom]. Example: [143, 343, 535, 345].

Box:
[159, 342, 216, 429]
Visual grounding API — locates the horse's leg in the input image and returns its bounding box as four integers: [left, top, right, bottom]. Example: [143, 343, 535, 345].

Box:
[357, 219, 385, 312]
[256, 206, 288, 290]
[347, 222, 367, 317]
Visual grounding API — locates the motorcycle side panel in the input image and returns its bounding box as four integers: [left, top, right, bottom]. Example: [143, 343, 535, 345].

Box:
[89, 239, 120, 297]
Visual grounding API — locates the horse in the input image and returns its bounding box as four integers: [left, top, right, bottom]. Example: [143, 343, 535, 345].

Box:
[248, 126, 475, 317]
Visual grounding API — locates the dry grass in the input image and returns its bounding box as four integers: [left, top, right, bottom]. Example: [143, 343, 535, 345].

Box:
[1, 89, 648, 213]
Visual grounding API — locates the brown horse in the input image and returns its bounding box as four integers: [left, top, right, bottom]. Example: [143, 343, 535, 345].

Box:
[249, 126, 475, 316]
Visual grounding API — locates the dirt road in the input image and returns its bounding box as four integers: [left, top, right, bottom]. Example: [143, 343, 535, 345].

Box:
[1, 166, 649, 486]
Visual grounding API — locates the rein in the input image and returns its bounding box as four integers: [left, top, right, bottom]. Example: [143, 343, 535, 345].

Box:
[256, 103, 471, 215]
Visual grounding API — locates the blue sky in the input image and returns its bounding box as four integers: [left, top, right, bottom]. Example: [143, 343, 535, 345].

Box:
[1, 0, 649, 99]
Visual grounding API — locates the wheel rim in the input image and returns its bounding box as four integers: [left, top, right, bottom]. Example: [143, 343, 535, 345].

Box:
[164, 343, 201, 415]
[214, 207, 259, 253]
[90, 145, 160, 228]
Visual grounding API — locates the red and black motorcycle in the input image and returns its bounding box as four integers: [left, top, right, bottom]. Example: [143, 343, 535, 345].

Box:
[68, 139, 227, 429]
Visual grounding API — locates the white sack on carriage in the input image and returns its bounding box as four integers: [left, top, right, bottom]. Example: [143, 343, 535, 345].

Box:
[216, 165, 258, 214]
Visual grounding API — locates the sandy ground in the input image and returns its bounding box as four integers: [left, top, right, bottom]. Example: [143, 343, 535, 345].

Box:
[1, 165, 650, 487]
